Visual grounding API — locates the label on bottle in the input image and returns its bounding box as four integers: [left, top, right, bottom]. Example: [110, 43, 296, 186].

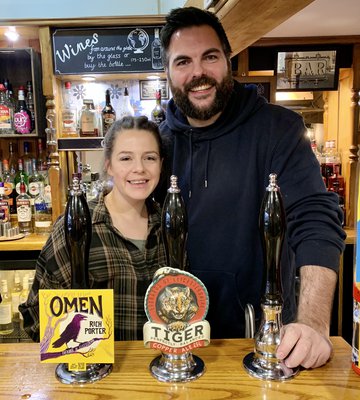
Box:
[15, 182, 29, 195]
[35, 220, 52, 228]
[4, 182, 14, 197]
[0, 303, 12, 324]
[0, 200, 10, 222]
[17, 199, 32, 222]
[12, 293, 20, 314]
[29, 181, 44, 197]
[0, 104, 12, 129]
[62, 109, 77, 135]
[14, 111, 31, 134]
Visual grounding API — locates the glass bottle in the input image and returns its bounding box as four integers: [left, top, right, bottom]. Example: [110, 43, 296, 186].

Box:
[0, 279, 14, 335]
[14, 159, 29, 196]
[37, 138, 48, 179]
[34, 185, 53, 235]
[161, 175, 188, 270]
[80, 99, 99, 137]
[0, 83, 14, 135]
[28, 158, 45, 202]
[101, 89, 116, 135]
[151, 28, 163, 70]
[19, 275, 30, 331]
[0, 181, 11, 224]
[26, 80, 36, 132]
[23, 141, 33, 176]
[16, 175, 32, 234]
[61, 81, 78, 137]
[64, 175, 92, 289]
[11, 271, 22, 321]
[8, 141, 18, 176]
[118, 87, 134, 119]
[2, 159, 16, 214]
[151, 89, 166, 125]
[14, 87, 32, 134]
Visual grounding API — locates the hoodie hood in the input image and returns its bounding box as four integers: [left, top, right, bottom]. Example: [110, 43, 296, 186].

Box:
[161, 81, 267, 197]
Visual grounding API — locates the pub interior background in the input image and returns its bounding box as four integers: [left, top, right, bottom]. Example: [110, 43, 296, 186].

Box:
[0, 0, 360, 344]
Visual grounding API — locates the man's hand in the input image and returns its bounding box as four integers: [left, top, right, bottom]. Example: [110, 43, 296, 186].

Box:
[276, 265, 337, 369]
[276, 322, 333, 368]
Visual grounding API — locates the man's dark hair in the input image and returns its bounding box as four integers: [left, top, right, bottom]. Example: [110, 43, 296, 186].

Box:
[160, 7, 232, 66]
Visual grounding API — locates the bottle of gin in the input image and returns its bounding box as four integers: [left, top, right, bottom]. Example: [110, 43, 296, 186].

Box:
[34, 185, 53, 235]
[0, 279, 13, 335]
[151, 89, 166, 125]
[0, 83, 14, 135]
[61, 81, 78, 137]
[16, 175, 32, 234]
[80, 99, 99, 137]
[118, 87, 134, 119]
[14, 87, 32, 134]
[101, 89, 116, 135]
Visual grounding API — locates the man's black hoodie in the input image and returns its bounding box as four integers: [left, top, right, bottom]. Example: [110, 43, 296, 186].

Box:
[159, 81, 345, 338]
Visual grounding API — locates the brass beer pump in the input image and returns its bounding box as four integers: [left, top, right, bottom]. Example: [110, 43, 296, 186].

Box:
[243, 173, 299, 380]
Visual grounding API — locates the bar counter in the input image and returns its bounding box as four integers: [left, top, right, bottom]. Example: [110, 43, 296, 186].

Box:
[0, 337, 358, 399]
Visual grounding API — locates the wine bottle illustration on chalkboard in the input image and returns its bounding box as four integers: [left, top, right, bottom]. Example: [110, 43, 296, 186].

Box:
[151, 28, 163, 70]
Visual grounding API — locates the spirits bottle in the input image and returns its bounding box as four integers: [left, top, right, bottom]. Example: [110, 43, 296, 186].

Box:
[16, 175, 32, 234]
[151, 89, 166, 125]
[64, 175, 92, 289]
[2, 159, 16, 214]
[11, 272, 22, 321]
[28, 158, 45, 203]
[328, 164, 346, 225]
[161, 175, 188, 270]
[8, 141, 18, 176]
[26, 81, 36, 132]
[80, 99, 99, 137]
[22, 141, 33, 176]
[151, 28, 163, 70]
[0, 83, 14, 135]
[0, 182, 10, 224]
[14, 87, 32, 134]
[0, 279, 13, 335]
[37, 138, 48, 179]
[61, 81, 78, 137]
[101, 89, 116, 135]
[14, 159, 29, 196]
[322, 140, 341, 187]
[118, 87, 134, 119]
[19, 275, 30, 331]
[34, 185, 53, 235]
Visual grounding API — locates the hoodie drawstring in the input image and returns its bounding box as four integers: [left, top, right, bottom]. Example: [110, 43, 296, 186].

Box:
[204, 141, 210, 188]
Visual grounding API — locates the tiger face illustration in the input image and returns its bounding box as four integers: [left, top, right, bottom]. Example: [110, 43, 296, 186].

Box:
[156, 285, 199, 331]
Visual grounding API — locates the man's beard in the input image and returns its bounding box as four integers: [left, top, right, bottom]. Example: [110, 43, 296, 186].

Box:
[169, 71, 234, 121]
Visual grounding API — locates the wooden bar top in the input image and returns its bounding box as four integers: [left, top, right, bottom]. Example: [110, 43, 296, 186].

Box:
[0, 233, 48, 251]
[0, 337, 358, 399]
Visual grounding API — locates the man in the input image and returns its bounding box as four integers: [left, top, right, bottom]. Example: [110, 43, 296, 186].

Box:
[158, 6, 345, 369]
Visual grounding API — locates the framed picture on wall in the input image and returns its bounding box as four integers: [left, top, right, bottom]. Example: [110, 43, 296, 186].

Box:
[139, 79, 169, 100]
[235, 76, 276, 103]
[276, 50, 339, 91]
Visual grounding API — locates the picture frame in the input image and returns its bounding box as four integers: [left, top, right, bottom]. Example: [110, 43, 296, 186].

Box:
[235, 76, 276, 103]
[276, 50, 339, 91]
[139, 79, 169, 100]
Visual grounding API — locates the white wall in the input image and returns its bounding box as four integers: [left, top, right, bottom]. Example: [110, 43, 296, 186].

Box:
[1, 0, 186, 20]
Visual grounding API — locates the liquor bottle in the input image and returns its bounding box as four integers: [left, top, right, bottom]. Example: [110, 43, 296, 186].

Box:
[0, 182, 10, 223]
[101, 89, 116, 135]
[151, 28, 163, 70]
[0, 83, 14, 134]
[151, 89, 166, 125]
[34, 185, 53, 235]
[2, 159, 16, 214]
[16, 175, 32, 234]
[322, 140, 341, 187]
[26, 81, 36, 132]
[11, 272, 22, 321]
[28, 158, 45, 203]
[8, 141, 18, 176]
[37, 138, 48, 179]
[61, 81, 78, 137]
[0, 279, 14, 335]
[22, 141, 33, 176]
[161, 175, 188, 270]
[19, 275, 30, 331]
[64, 175, 92, 289]
[80, 99, 99, 137]
[118, 87, 134, 119]
[14, 87, 32, 134]
[14, 159, 29, 196]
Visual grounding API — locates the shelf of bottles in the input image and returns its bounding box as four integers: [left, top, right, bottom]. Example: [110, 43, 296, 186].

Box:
[0, 269, 35, 343]
[0, 48, 45, 138]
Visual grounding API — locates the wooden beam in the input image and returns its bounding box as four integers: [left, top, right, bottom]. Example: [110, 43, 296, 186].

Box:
[184, 0, 316, 56]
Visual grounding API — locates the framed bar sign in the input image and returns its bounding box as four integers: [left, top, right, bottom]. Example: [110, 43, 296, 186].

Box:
[276, 50, 339, 91]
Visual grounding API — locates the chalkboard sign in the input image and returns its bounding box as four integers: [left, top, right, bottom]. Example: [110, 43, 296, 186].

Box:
[52, 26, 164, 75]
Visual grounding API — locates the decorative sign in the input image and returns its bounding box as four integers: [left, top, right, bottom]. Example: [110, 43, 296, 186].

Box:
[143, 267, 210, 354]
[276, 50, 338, 91]
[139, 79, 169, 100]
[52, 26, 164, 75]
[39, 289, 114, 370]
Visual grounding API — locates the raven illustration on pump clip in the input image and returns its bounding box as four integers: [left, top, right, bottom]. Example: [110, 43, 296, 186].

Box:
[52, 314, 87, 348]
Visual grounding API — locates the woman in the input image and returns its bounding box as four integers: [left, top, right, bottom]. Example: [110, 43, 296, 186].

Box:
[20, 116, 167, 341]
